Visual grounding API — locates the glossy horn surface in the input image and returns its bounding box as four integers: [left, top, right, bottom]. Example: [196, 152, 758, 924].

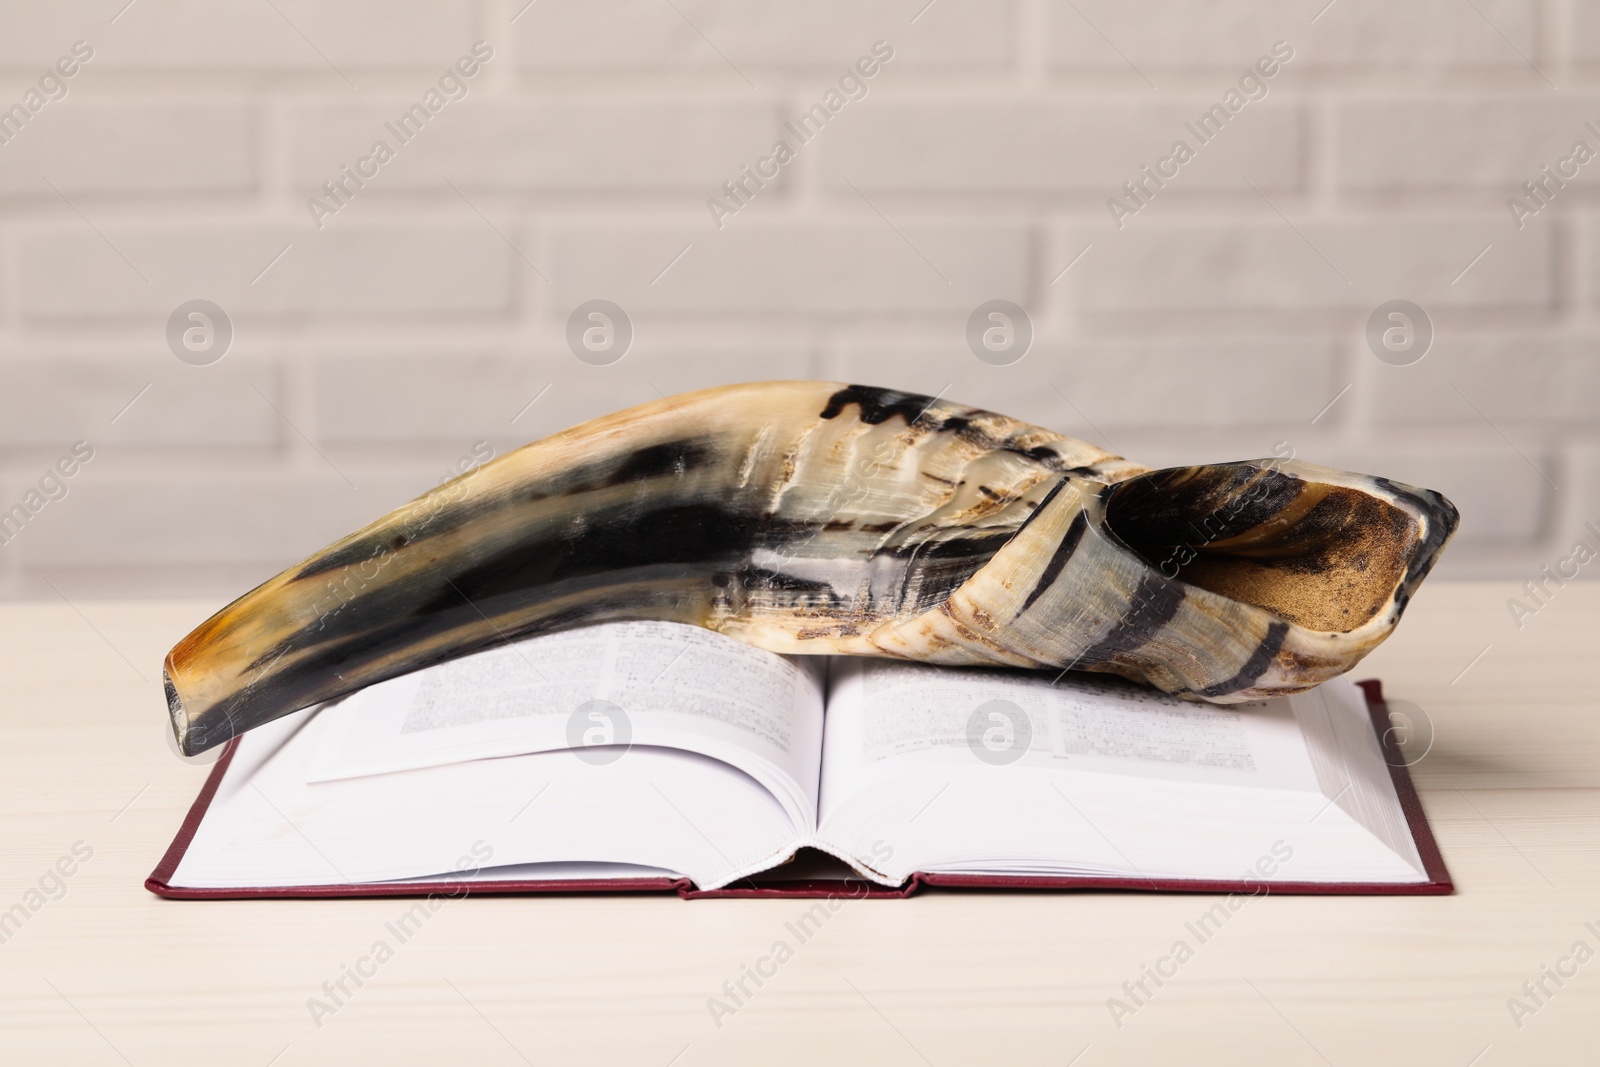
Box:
[165, 381, 1457, 755]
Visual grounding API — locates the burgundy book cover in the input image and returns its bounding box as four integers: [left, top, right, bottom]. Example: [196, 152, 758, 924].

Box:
[147, 678, 1453, 900]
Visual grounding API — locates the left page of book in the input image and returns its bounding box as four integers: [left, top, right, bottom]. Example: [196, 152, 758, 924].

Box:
[302, 619, 825, 831]
[166, 621, 827, 891]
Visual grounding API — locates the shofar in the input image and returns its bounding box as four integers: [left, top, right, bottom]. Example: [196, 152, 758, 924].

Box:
[165, 381, 1458, 756]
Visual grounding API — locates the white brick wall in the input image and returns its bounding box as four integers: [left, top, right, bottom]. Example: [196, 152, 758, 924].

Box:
[18, 225, 519, 318]
[820, 102, 1304, 194]
[0, 101, 256, 195]
[1044, 0, 1538, 70]
[510, 1, 1015, 72]
[0, 1, 481, 70]
[0, 0, 1593, 600]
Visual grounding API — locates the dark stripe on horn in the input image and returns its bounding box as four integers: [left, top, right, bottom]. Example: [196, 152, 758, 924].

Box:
[220, 574, 721, 735]
[885, 529, 1021, 613]
[537, 437, 721, 497]
[1071, 572, 1187, 664]
[1372, 477, 1460, 616]
[429, 501, 757, 607]
[1018, 510, 1089, 614]
[293, 438, 720, 583]
[888, 529, 1016, 561]
[818, 386, 1113, 478]
[291, 494, 492, 581]
[1195, 620, 1290, 698]
[820, 384, 942, 427]
[1012, 477, 1068, 537]
[1184, 467, 1303, 545]
[1107, 464, 1304, 555]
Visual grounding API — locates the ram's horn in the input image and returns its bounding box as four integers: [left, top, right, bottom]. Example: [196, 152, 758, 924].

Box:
[164, 381, 1458, 755]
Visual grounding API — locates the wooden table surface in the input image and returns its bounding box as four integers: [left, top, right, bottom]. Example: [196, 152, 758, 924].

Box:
[1, 581, 1596, 1065]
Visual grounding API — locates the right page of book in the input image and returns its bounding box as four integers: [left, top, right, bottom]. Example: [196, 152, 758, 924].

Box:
[816, 660, 1426, 887]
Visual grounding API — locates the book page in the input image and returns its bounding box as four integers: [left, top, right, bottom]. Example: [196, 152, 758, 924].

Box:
[1291, 681, 1427, 875]
[302, 621, 826, 831]
[814, 661, 1427, 887]
[170, 704, 806, 892]
[819, 660, 1320, 822]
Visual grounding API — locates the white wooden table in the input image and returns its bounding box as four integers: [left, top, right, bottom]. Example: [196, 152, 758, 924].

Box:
[1, 582, 1595, 1065]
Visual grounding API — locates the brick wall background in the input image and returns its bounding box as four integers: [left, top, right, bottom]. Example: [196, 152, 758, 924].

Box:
[0, 0, 1594, 601]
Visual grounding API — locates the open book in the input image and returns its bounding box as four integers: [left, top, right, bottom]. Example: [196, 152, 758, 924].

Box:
[149, 621, 1450, 899]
